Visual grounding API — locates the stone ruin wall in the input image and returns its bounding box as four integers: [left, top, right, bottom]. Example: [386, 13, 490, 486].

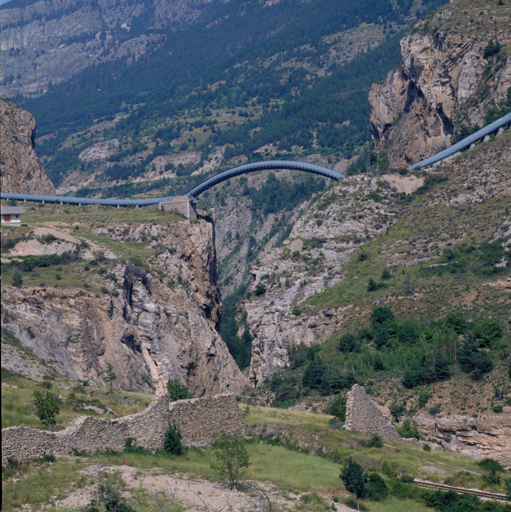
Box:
[345, 384, 401, 440]
[170, 395, 245, 446]
[1, 393, 245, 466]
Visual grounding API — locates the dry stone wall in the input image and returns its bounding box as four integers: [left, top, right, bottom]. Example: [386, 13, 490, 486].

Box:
[345, 384, 401, 440]
[2, 393, 244, 466]
[169, 395, 245, 446]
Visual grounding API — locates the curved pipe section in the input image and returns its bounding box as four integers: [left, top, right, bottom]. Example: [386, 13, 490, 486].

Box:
[0, 193, 175, 207]
[3, 111, 509, 207]
[186, 160, 344, 198]
[408, 112, 511, 170]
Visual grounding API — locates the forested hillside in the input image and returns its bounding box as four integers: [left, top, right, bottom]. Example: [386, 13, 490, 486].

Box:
[15, 0, 445, 191]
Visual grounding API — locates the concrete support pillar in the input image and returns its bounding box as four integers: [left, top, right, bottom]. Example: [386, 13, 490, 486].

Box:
[158, 196, 197, 220]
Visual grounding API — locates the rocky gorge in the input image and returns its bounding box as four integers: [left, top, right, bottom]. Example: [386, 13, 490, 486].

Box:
[1, 215, 247, 396]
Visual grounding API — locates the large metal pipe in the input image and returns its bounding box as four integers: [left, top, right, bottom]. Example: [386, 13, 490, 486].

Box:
[408, 112, 511, 170]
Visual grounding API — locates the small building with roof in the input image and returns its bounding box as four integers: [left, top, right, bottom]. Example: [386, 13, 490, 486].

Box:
[1, 206, 25, 225]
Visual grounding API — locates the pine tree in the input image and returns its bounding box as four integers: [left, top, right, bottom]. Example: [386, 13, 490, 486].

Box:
[105, 363, 117, 392]
[340, 457, 367, 511]
[302, 356, 326, 390]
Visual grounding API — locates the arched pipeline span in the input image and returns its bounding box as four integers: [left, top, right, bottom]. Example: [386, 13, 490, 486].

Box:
[186, 160, 344, 198]
[0, 160, 342, 206]
[2, 112, 510, 207]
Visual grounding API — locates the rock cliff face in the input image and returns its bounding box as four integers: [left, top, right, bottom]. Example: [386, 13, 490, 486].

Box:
[369, 0, 511, 168]
[414, 412, 511, 469]
[243, 175, 404, 386]
[0, 0, 215, 97]
[0, 98, 56, 195]
[1, 218, 247, 395]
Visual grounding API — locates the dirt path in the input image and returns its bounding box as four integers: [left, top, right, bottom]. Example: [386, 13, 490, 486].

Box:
[50, 464, 357, 512]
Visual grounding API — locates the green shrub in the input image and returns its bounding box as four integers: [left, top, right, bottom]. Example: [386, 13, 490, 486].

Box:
[83, 479, 136, 512]
[340, 457, 367, 510]
[367, 278, 378, 292]
[12, 271, 23, 287]
[477, 458, 505, 473]
[423, 443, 431, 451]
[397, 419, 422, 440]
[471, 320, 503, 348]
[418, 391, 431, 408]
[163, 422, 185, 455]
[365, 434, 383, 448]
[389, 402, 405, 421]
[254, 283, 267, 296]
[428, 404, 441, 416]
[381, 268, 392, 280]
[338, 333, 358, 353]
[330, 395, 347, 422]
[211, 432, 250, 489]
[39, 454, 56, 463]
[365, 472, 388, 501]
[492, 405, 503, 413]
[124, 437, 149, 454]
[33, 390, 60, 426]
[166, 378, 193, 402]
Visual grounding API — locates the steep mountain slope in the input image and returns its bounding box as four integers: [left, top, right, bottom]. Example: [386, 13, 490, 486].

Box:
[369, 0, 511, 168]
[0, 0, 219, 98]
[241, 87, 510, 389]
[0, 98, 55, 194]
[0, 206, 247, 395]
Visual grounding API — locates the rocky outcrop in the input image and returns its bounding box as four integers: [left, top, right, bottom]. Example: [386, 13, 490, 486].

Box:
[414, 411, 511, 469]
[79, 139, 120, 162]
[369, 1, 511, 168]
[1, 342, 55, 382]
[1, 220, 247, 395]
[0, 99, 56, 195]
[244, 175, 402, 386]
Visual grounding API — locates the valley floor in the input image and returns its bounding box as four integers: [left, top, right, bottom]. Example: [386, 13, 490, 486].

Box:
[2, 373, 511, 512]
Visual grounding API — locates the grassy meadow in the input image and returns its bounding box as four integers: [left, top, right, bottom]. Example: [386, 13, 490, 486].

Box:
[2, 364, 510, 512]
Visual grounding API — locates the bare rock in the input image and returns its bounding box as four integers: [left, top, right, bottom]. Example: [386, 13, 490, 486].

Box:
[369, 8, 511, 169]
[79, 140, 120, 162]
[1, 220, 248, 396]
[0, 99, 56, 195]
[414, 412, 511, 469]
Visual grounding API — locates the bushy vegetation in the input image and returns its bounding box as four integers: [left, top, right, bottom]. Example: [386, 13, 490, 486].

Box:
[219, 285, 253, 370]
[166, 379, 193, 402]
[211, 432, 250, 490]
[163, 422, 185, 455]
[33, 390, 60, 427]
[263, 306, 506, 407]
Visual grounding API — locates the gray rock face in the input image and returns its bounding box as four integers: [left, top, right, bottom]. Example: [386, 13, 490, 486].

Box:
[243, 175, 402, 387]
[369, 6, 511, 169]
[79, 139, 120, 162]
[0, 99, 56, 194]
[0, 0, 216, 97]
[1, 220, 248, 396]
[414, 411, 511, 469]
